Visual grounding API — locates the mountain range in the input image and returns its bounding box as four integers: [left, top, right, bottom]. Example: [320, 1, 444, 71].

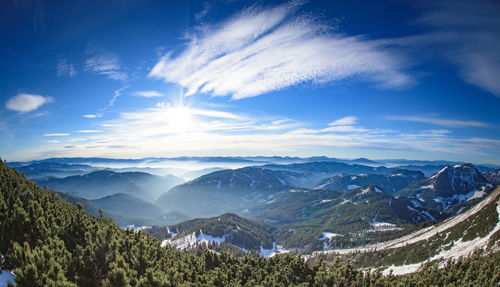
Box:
[37, 169, 184, 201]
[6, 157, 499, 254]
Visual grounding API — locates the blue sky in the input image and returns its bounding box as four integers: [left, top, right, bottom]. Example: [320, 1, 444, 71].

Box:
[1, 0, 499, 164]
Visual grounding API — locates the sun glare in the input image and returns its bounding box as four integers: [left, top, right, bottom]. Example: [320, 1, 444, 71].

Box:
[167, 105, 193, 132]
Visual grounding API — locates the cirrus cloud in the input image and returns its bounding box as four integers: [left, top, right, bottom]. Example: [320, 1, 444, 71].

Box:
[387, 115, 488, 128]
[149, 2, 411, 99]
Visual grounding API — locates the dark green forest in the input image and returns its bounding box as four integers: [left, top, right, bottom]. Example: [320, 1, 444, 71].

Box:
[0, 160, 499, 286]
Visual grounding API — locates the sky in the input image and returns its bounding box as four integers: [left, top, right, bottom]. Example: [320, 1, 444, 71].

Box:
[1, 0, 500, 164]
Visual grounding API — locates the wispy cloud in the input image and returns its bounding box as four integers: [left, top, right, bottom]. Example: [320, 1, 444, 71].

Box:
[149, 2, 411, 99]
[134, 90, 164, 98]
[414, 1, 500, 97]
[82, 86, 129, 119]
[328, 116, 358, 126]
[84, 49, 127, 81]
[5, 93, 52, 113]
[108, 86, 129, 107]
[76, 130, 103, 133]
[387, 115, 488, 128]
[43, 133, 70, 136]
[56, 56, 77, 77]
[82, 114, 102, 118]
[10, 107, 500, 163]
[195, 1, 211, 21]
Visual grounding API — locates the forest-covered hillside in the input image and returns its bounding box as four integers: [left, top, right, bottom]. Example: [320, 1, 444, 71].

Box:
[0, 160, 499, 286]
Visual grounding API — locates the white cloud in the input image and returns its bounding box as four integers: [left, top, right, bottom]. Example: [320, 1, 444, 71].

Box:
[387, 116, 488, 128]
[329, 116, 358, 126]
[149, 2, 411, 99]
[43, 133, 70, 136]
[100, 123, 126, 127]
[415, 1, 500, 97]
[83, 86, 129, 119]
[84, 49, 127, 81]
[195, 2, 211, 21]
[76, 130, 103, 133]
[135, 91, 164, 98]
[47, 140, 59, 143]
[82, 114, 102, 118]
[5, 93, 52, 113]
[57, 56, 77, 77]
[108, 86, 129, 107]
[9, 102, 500, 163]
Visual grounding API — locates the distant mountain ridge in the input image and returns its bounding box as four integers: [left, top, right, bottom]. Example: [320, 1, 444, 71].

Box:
[156, 167, 298, 218]
[314, 169, 425, 194]
[37, 169, 184, 201]
[58, 191, 189, 226]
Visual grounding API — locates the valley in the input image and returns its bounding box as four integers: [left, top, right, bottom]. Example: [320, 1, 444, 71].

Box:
[10, 157, 500, 257]
[2, 156, 500, 285]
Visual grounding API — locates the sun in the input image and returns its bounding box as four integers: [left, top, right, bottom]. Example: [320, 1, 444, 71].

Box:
[167, 105, 193, 132]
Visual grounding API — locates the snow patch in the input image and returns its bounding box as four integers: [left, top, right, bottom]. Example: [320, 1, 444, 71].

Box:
[0, 270, 15, 287]
[384, 199, 500, 275]
[314, 188, 500, 259]
[260, 242, 290, 258]
[367, 222, 401, 232]
[289, 189, 310, 193]
[347, 184, 359, 190]
[318, 232, 341, 241]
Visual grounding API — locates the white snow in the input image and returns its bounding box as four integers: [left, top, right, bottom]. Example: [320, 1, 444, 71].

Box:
[421, 211, 436, 220]
[467, 190, 486, 201]
[321, 199, 333, 204]
[347, 184, 359, 190]
[375, 187, 383, 193]
[318, 232, 341, 241]
[161, 230, 226, 250]
[341, 198, 354, 205]
[359, 187, 371, 195]
[260, 242, 291, 258]
[161, 232, 197, 249]
[366, 222, 401, 232]
[407, 205, 418, 212]
[289, 189, 310, 193]
[167, 227, 178, 236]
[420, 184, 434, 190]
[0, 270, 15, 287]
[196, 230, 226, 245]
[313, 187, 500, 258]
[410, 200, 423, 208]
[351, 176, 357, 180]
[384, 199, 500, 275]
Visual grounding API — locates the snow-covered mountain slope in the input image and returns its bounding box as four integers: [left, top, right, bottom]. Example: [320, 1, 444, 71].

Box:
[309, 185, 500, 275]
[396, 163, 493, 212]
[154, 213, 278, 255]
[314, 169, 424, 194]
[247, 185, 434, 241]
